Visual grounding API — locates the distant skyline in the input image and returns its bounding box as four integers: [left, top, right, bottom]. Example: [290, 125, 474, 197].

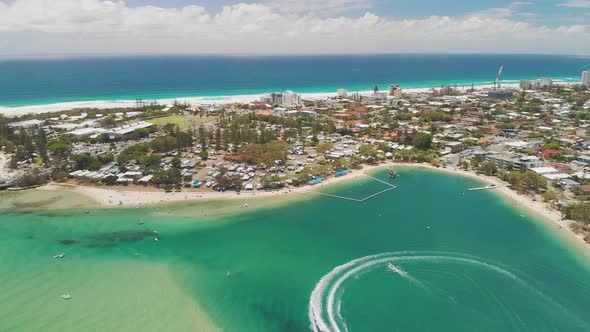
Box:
[0, 0, 589, 57]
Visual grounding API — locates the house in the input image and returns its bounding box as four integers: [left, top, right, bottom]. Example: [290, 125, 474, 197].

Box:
[559, 179, 580, 190]
[579, 185, 590, 195]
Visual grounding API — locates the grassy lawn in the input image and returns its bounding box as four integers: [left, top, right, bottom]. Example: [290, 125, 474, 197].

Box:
[149, 115, 216, 129]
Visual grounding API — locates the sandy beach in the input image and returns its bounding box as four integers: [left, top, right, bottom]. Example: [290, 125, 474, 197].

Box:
[39, 163, 384, 207]
[0, 83, 520, 116]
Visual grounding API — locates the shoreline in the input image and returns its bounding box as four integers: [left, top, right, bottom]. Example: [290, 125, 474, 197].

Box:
[0, 79, 581, 116]
[20, 162, 590, 254]
[404, 164, 590, 254]
[38, 163, 386, 208]
[38, 163, 586, 247]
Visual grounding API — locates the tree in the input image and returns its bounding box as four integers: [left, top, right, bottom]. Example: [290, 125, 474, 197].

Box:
[478, 161, 498, 176]
[175, 131, 193, 149]
[171, 157, 181, 169]
[71, 154, 94, 170]
[199, 150, 209, 160]
[564, 203, 590, 224]
[359, 144, 378, 161]
[261, 174, 283, 189]
[162, 123, 176, 134]
[215, 128, 222, 151]
[100, 116, 116, 127]
[413, 133, 433, 150]
[15, 169, 48, 187]
[505, 171, 547, 194]
[149, 136, 177, 153]
[316, 142, 334, 154]
[102, 175, 118, 186]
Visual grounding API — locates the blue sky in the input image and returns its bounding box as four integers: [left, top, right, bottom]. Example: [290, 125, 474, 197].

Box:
[125, 0, 590, 26]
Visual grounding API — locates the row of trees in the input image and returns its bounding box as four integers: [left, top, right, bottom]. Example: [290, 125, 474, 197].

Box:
[502, 171, 547, 194]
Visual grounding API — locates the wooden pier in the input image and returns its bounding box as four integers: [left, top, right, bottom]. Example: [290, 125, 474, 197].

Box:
[312, 175, 397, 203]
[467, 185, 498, 191]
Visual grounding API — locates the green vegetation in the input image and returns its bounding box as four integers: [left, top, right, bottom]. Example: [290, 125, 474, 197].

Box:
[478, 161, 498, 176]
[238, 141, 290, 166]
[504, 171, 547, 194]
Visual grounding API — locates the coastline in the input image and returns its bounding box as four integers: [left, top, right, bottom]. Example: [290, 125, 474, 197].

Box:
[32, 162, 589, 251]
[0, 79, 580, 116]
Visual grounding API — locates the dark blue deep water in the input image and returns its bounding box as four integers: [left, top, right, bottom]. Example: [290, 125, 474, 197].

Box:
[0, 54, 589, 107]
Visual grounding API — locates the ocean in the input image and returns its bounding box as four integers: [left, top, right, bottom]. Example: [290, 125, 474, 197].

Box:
[1, 168, 590, 331]
[0, 54, 589, 111]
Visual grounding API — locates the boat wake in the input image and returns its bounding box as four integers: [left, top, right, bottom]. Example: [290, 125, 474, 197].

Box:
[308, 251, 583, 332]
[386, 262, 426, 289]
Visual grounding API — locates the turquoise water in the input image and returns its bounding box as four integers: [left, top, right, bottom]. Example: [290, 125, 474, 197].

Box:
[0, 54, 589, 108]
[1, 168, 590, 331]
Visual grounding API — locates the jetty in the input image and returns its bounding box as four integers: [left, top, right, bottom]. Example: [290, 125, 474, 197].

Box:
[467, 185, 498, 191]
[312, 175, 397, 203]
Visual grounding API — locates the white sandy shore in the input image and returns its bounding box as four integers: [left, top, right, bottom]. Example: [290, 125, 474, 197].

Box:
[0, 82, 532, 117]
[39, 163, 383, 207]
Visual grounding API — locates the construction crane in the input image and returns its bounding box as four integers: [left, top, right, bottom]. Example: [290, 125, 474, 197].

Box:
[494, 64, 504, 90]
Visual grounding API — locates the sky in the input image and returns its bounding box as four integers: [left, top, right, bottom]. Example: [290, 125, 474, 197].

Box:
[0, 0, 589, 57]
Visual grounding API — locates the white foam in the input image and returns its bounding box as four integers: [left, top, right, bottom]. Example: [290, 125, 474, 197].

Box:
[3, 80, 580, 117]
[308, 251, 576, 332]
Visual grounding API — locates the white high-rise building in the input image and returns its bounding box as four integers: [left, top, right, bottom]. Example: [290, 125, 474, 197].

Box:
[538, 78, 553, 88]
[519, 80, 533, 90]
[583, 70, 590, 87]
[388, 84, 403, 98]
[282, 90, 301, 106]
[337, 89, 348, 98]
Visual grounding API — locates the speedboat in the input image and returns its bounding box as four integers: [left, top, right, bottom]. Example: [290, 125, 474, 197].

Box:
[53, 253, 65, 259]
[62, 294, 71, 300]
[387, 263, 403, 274]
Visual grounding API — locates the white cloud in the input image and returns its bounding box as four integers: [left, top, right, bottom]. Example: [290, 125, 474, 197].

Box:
[268, 0, 373, 14]
[558, 0, 590, 7]
[0, 0, 588, 56]
[510, 2, 534, 8]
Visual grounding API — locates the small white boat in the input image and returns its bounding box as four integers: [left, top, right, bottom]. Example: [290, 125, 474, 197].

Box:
[153, 230, 158, 234]
[226, 271, 232, 277]
[243, 203, 249, 208]
[154, 237, 159, 242]
[387, 263, 403, 274]
[62, 294, 71, 300]
[53, 253, 65, 259]
[426, 226, 431, 229]
[138, 220, 144, 225]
